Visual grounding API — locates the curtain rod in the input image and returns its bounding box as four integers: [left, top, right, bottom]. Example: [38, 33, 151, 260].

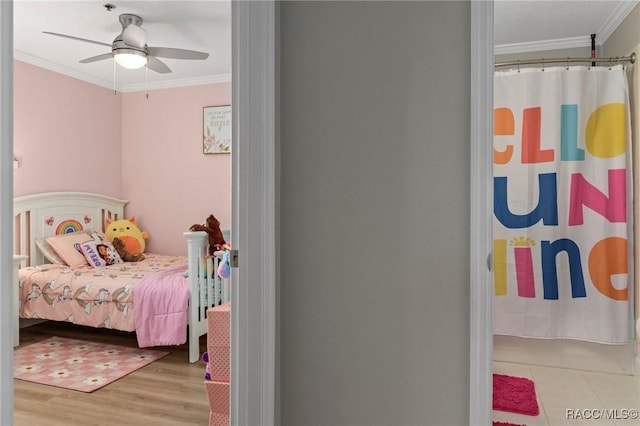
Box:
[495, 52, 636, 68]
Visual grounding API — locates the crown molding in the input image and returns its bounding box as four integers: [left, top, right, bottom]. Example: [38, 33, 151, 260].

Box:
[14, 49, 230, 93]
[120, 73, 231, 92]
[598, 0, 639, 43]
[495, 0, 638, 55]
[14, 50, 121, 91]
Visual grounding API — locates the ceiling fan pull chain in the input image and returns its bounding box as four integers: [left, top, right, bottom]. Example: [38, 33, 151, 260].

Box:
[145, 65, 149, 100]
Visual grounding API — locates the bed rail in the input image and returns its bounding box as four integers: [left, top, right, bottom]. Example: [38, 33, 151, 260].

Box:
[12, 255, 27, 347]
[184, 231, 230, 363]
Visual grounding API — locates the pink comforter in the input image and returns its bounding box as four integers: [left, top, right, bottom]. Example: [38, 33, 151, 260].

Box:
[134, 264, 190, 348]
[18, 254, 187, 332]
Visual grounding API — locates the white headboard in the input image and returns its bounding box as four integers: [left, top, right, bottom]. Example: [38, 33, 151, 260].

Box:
[14, 192, 129, 266]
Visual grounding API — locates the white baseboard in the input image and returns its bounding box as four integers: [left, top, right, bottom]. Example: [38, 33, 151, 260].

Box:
[494, 334, 637, 375]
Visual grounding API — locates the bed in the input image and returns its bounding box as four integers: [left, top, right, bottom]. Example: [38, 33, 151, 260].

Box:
[13, 191, 229, 363]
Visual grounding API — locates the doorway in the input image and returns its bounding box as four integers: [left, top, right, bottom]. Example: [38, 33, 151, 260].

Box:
[0, 1, 277, 425]
[488, 1, 640, 425]
[469, 2, 493, 425]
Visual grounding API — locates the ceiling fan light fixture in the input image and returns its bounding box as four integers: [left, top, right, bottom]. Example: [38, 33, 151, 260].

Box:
[44, 12, 209, 76]
[113, 49, 148, 69]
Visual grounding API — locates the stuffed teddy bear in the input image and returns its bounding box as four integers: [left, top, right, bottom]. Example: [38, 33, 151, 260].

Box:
[189, 214, 226, 256]
[112, 237, 145, 262]
[105, 217, 149, 255]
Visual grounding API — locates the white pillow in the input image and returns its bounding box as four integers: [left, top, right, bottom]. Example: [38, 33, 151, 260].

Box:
[34, 238, 65, 264]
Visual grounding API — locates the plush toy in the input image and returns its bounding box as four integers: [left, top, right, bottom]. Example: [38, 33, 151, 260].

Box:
[105, 217, 149, 255]
[189, 214, 226, 256]
[112, 237, 145, 262]
[218, 249, 231, 279]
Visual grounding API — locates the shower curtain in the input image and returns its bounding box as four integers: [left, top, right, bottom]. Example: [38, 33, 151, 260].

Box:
[493, 65, 634, 344]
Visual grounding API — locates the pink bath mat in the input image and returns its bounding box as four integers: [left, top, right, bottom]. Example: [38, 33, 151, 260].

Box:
[14, 336, 168, 392]
[493, 373, 540, 416]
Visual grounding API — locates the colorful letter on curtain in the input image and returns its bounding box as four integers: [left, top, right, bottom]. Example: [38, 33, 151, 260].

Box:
[493, 65, 633, 344]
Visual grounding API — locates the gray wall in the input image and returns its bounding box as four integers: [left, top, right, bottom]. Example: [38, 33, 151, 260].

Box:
[604, 3, 640, 57]
[605, 3, 640, 330]
[279, 2, 470, 425]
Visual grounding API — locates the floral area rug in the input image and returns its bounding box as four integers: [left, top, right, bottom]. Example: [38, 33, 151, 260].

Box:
[14, 336, 168, 392]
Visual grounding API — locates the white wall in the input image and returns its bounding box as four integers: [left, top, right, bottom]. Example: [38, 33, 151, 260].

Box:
[278, 2, 470, 424]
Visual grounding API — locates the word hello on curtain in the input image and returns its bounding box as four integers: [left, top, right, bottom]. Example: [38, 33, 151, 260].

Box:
[493, 65, 633, 344]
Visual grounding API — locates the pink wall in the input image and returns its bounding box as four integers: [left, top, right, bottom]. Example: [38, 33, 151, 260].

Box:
[14, 61, 123, 198]
[14, 60, 231, 256]
[122, 84, 231, 255]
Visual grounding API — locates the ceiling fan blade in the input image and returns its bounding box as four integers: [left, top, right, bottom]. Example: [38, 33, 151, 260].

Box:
[147, 46, 209, 60]
[147, 56, 172, 74]
[42, 31, 111, 48]
[122, 25, 146, 49]
[79, 53, 113, 64]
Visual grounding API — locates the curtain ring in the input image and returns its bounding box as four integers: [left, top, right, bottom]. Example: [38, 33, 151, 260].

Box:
[517, 59, 520, 73]
[566, 57, 570, 71]
[541, 58, 545, 72]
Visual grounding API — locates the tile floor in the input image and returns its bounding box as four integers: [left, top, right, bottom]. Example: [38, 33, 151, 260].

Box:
[493, 355, 640, 426]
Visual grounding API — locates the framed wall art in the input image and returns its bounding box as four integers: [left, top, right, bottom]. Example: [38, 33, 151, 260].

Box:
[203, 105, 232, 154]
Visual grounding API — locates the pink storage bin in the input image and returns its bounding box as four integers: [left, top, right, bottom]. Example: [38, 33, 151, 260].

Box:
[209, 411, 229, 426]
[208, 345, 230, 382]
[207, 302, 230, 348]
[205, 302, 230, 423]
[204, 380, 230, 415]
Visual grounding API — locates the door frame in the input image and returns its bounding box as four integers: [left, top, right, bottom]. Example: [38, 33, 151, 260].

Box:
[0, 1, 14, 424]
[0, 1, 279, 424]
[231, 1, 277, 425]
[469, 1, 494, 425]
[1, 1, 491, 424]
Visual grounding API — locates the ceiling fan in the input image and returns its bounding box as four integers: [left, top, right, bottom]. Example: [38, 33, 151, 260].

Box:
[43, 13, 209, 74]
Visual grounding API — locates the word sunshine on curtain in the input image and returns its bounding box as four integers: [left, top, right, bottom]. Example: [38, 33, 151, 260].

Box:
[492, 66, 632, 343]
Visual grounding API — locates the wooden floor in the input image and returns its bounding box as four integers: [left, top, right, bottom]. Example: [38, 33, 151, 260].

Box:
[14, 321, 211, 426]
